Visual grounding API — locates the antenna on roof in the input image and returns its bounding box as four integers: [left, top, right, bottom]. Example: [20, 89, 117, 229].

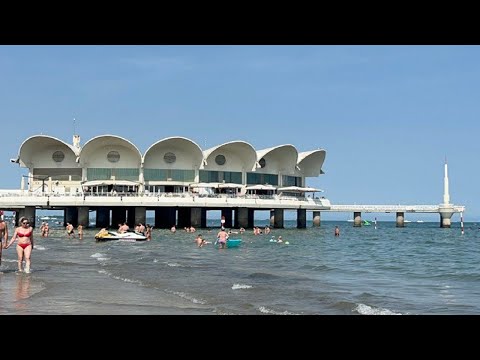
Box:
[73, 117, 76, 135]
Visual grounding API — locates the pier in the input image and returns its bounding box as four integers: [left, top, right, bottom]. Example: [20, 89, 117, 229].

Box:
[0, 134, 465, 230]
[0, 192, 465, 229]
[327, 204, 465, 227]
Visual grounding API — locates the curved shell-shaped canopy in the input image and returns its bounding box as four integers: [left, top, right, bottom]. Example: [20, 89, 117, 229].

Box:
[16, 135, 78, 168]
[79, 135, 142, 168]
[297, 150, 326, 177]
[256, 144, 298, 175]
[203, 141, 257, 171]
[143, 137, 203, 169]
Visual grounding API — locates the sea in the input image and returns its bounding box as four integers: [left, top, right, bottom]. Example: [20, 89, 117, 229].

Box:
[1, 218, 479, 315]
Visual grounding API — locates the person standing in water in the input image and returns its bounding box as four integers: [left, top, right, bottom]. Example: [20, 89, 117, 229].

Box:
[334, 226, 340, 237]
[77, 224, 84, 240]
[216, 228, 229, 249]
[0, 218, 8, 266]
[5, 217, 34, 273]
[145, 224, 152, 241]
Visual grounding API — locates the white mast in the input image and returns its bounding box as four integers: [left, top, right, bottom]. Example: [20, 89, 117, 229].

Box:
[72, 117, 81, 149]
[443, 157, 450, 205]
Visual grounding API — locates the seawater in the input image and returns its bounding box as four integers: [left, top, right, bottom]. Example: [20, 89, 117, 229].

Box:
[0, 220, 479, 315]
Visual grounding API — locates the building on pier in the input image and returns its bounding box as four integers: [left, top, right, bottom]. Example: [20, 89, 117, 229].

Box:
[3, 134, 328, 228]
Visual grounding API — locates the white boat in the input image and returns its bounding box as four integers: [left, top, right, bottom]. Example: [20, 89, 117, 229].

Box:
[95, 230, 147, 242]
[404, 220, 412, 223]
[416, 220, 424, 223]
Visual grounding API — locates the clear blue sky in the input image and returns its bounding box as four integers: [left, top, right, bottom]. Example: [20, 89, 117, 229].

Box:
[0, 45, 478, 221]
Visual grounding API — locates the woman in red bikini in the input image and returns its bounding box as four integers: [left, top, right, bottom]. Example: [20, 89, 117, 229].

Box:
[5, 217, 34, 273]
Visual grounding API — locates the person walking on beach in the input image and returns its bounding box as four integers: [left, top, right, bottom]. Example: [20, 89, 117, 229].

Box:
[5, 217, 34, 273]
[334, 226, 340, 237]
[0, 218, 8, 266]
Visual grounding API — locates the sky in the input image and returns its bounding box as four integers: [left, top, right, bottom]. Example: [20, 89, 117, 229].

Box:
[0, 45, 478, 221]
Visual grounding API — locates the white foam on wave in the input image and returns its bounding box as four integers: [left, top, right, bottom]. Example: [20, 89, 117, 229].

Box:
[258, 306, 298, 315]
[167, 262, 182, 267]
[354, 303, 402, 315]
[33, 245, 46, 250]
[232, 284, 253, 290]
[91, 252, 110, 261]
[165, 289, 206, 305]
[98, 269, 143, 285]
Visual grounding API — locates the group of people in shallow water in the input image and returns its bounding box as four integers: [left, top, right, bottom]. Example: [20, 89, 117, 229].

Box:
[65, 223, 84, 239]
[0, 214, 343, 273]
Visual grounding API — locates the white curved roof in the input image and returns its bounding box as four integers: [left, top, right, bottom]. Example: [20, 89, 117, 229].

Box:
[10, 134, 329, 183]
[143, 137, 203, 168]
[16, 135, 79, 168]
[79, 135, 142, 166]
[297, 150, 326, 177]
[256, 144, 298, 174]
[203, 141, 257, 171]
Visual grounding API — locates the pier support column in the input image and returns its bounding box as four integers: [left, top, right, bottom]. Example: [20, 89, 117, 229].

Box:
[248, 209, 255, 228]
[439, 207, 454, 228]
[270, 210, 275, 227]
[96, 207, 110, 229]
[19, 206, 36, 228]
[235, 208, 249, 229]
[112, 207, 127, 227]
[313, 211, 321, 227]
[17, 209, 26, 225]
[126, 208, 135, 228]
[221, 208, 233, 228]
[177, 208, 191, 228]
[273, 209, 284, 229]
[78, 206, 89, 228]
[353, 212, 362, 227]
[297, 209, 307, 229]
[65, 207, 78, 227]
[12, 210, 20, 226]
[201, 208, 207, 228]
[396, 212, 405, 227]
[134, 206, 146, 227]
[190, 207, 204, 228]
[155, 207, 176, 229]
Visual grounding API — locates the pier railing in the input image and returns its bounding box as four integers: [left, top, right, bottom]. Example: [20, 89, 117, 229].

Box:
[328, 204, 465, 213]
[0, 191, 465, 214]
[0, 191, 331, 210]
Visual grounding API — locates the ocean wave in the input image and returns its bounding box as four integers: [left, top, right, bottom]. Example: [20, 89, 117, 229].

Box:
[165, 289, 206, 305]
[353, 303, 402, 315]
[248, 272, 279, 280]
[33, 245, 46, 250]
[258, 306, 299, 315]
[300, 264, 331, 272]
[166, 262, 182, 267]
[98, 269, 143, 285]
[91, 253, 106, 258]
[232, 284, 253, 290]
